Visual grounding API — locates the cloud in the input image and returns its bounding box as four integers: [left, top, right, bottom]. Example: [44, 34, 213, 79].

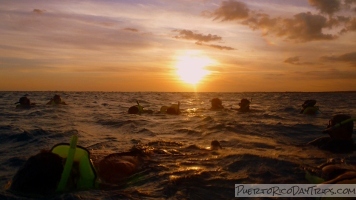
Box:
[173, 29, 235, 50]
[244, 12, 336, 42]
[284, 56, 300, 65]
[308, 0, 341, 15]
[33, 9, 45, 14]
[284, 56, 314, 65]
[321, 52, 356, 66]
[124, 28, 139, 32]
[343, 18, 356, 32]
[195, 42, 235, 50]
[209, 0, 356, 42]
[212, 0, 249, 21]
[173, 29, 222, 42]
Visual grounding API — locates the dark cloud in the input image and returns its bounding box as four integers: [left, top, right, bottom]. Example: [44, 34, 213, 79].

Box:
[213, 0, 249, 21]
[173, 29, 222, 42]
[345, 0, 356, 7]
[284, 56, 314, 65]
[195, 42, 235, 50]
[284, 56, 300, 64]
[173, 30, 235, 50]
[124, 28, 138, 32]
[321, 52, 356, 66]
[209, 0, 356, 42]
[33, 9, 45, 14]
[244, 12, 336, 42]
[346, 18, 356, 31]
[308, 0, 341, 15]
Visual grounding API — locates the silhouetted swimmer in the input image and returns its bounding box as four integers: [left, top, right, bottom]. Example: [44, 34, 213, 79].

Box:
[300, 99, 320, 114]
[47, 94, 67, 105]
[238, 98, 250, 112]
[15, 96, 35, 109]
[308, 114, 355, 153]
[128, 101, 153, 114]
[210, 98, 224, 110]
[161, 102, 181, 115]
[210, 140, 222, 150]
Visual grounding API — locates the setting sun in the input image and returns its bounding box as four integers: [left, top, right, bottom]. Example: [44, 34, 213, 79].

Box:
[175, 51, 215, 85]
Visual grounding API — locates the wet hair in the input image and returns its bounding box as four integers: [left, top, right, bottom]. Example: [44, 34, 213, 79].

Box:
[239, 98, 250, 112]
[9, 151, 64, 196]
[53, 95, 61, 104]
[302, 100, 316, 109]
[240, 99, 250, 105]
[128, 106, 139, 114]
[211, 98, 223, 109]
[19, 97, 30, 106]
[211, 140, 222, 150]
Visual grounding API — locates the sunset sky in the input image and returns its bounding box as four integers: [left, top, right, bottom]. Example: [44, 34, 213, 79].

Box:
[1, 0, 355, 92]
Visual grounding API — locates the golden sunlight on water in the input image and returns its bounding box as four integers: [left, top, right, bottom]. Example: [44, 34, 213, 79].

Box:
[174, 51, 215, 85]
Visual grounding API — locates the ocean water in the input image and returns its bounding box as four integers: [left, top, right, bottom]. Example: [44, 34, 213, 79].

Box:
[0, 91, 355, 199]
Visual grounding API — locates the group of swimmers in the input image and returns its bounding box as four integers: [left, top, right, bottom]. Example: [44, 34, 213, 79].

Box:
[127, 97, 251, 115]
[7, 95, 355, 197]
[15, 94, 66, 108]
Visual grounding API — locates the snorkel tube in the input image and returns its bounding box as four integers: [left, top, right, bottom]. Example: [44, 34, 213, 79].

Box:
[323, 118, 355, 133]
[136, 100, 144, 114]
[56, 135, 78, 192]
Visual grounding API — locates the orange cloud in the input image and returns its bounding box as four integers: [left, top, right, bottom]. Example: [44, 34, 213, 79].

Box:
[212, 0, 249, 21]
[33, 9, 45, 14]
[173, 29, 222, 42]
[308, 0, 341, 16]
[195, 42, 235, 50]
[321, 52, 356, 67]
[209, 0, 355, 42]
[124, 28, 139, 32]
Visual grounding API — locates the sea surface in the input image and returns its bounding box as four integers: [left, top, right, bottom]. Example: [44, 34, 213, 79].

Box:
[0, 91, 355, 199]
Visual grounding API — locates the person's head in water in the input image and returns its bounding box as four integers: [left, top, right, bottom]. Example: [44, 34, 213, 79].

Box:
[324, 114, 354, 140]
[166, 102, 180, 115]
[53, 95, 62, 104]
[300, 99, 318, 114]
[210, 98, 224, 110]
[18, 97, 31, 106]
[47, 94, 66, 105]
[128, 106, 140, 114]
[238, 98, 250, 112]
[211, 140, 222, 150]
[9, 151, 64, 196]
[302, 100, 316, 109]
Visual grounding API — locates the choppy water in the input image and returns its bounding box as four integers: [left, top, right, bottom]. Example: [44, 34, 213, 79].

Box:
[0, 91, 355, 199]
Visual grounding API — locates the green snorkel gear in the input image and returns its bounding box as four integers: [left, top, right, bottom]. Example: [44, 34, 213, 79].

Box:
[323, 118, 355, 133]
[136, 100, 144, 114]
[53, 135, 97, 192]
[56, 135, 77, 192]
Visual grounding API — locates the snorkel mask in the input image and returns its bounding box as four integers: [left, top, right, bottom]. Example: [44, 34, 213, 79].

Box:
[52, 135, 97, 192]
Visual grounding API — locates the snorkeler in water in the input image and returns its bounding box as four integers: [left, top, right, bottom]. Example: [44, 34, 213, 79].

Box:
[15, 96, 36, 109]
[47, 95, 67, 105]
[308, 114, 355, 153]
[210, 98, 224, 110]
[7, 136, 221, 197]
[128, 101, 153, 114]
[160, 101, 181, 115]
[300, 99, 320, 114]
[7, 136, 149, 197]
[231, 98, 251, 112]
